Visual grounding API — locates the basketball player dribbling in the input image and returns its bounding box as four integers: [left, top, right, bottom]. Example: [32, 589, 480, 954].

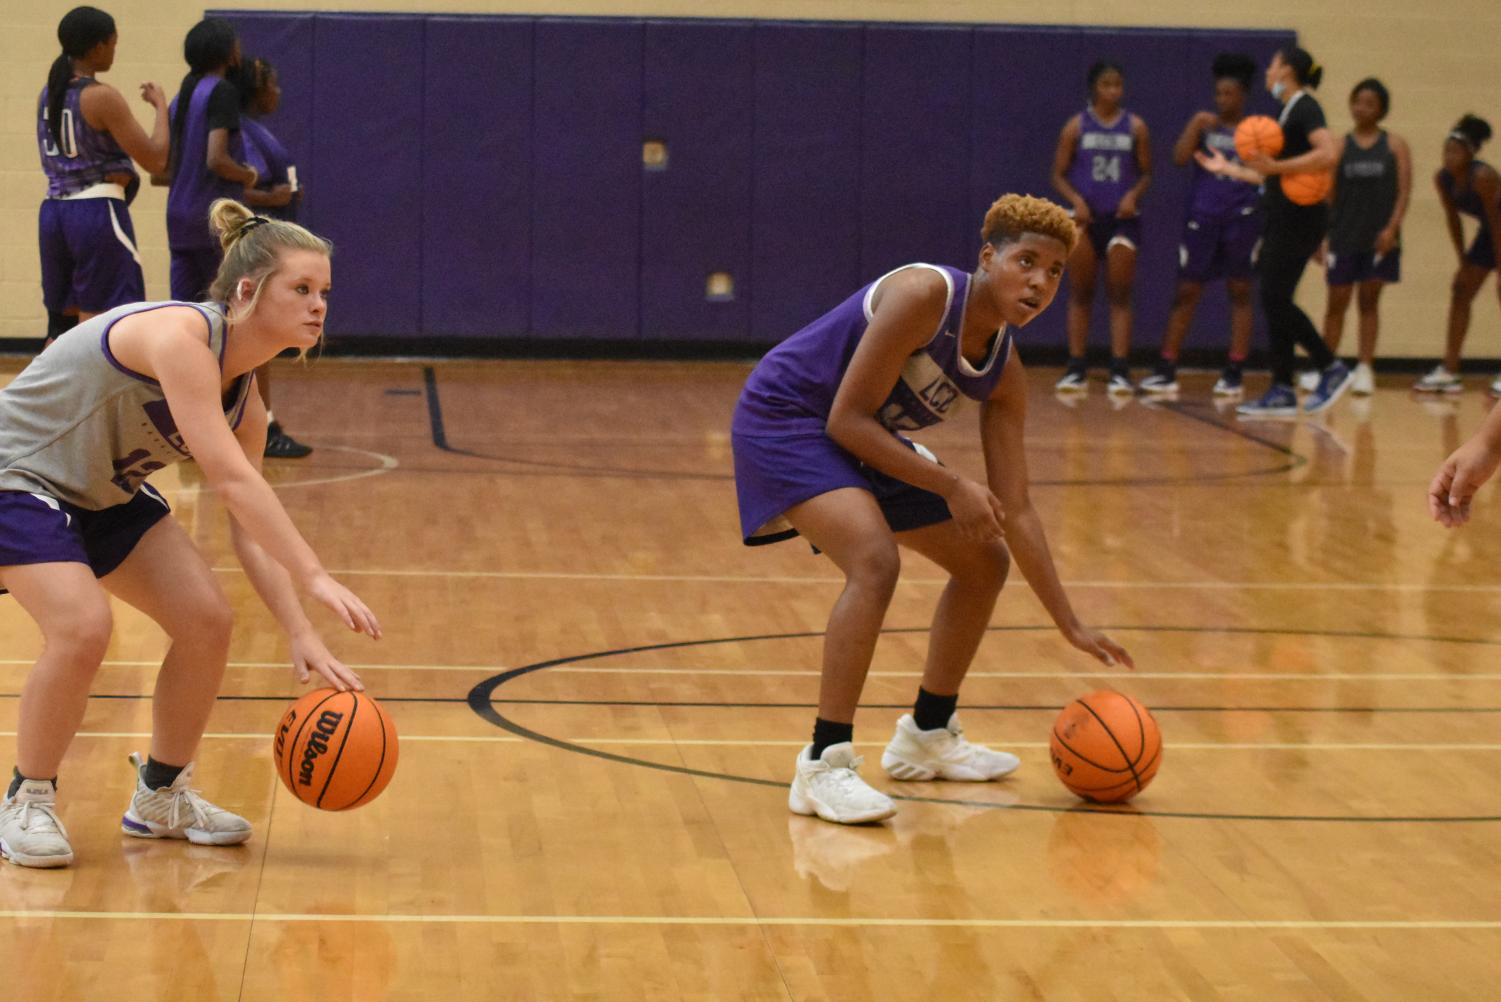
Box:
[0, 200, 381, 869]
[731, 195, 1133, 826]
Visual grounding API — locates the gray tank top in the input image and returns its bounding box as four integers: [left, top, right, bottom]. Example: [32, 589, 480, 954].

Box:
[0, 300, 255, 509]
[1329, 131, 1399, 255]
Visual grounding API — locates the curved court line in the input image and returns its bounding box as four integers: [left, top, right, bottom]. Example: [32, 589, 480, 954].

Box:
[155, 445, 399, 497]
[423, 367, 1306, 486]
[467, 624, 1501, 823]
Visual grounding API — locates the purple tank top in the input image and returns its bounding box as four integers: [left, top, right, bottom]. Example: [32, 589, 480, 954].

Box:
[37, 79, 136, 198]
[167, 76, 245, 251]
[1188, 122, 1260, 221]
[1439, 162, 1495, 227]
[1066, 107, 1140, 215]
[734, 264, 1013, 438]
[242, 117, 299, 222]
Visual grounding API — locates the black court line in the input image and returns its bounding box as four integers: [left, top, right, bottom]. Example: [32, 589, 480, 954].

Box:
[421, 366, 1306, 486]
[466, 624, 1501, 824]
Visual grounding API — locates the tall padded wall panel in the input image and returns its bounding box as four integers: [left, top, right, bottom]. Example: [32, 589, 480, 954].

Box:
[1082, 30, 1194, 346]
[861, 25, 973, 278]
[531, 19, 642, 340]
[752, 23, 863, 343]
[970, 28, 1085, 349]
[309, 15, 424, 338]
[641, 21, 753, 342]
[421, 17, 532, 338]
[211, 11, 314, 184]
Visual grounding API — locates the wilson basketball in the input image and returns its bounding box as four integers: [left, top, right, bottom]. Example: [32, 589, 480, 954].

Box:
[1233, 114, 1283, 160]
[1282, 169, 1333, 206]
[1049, 690, 1162, 804]
[273, 688, 399, 810]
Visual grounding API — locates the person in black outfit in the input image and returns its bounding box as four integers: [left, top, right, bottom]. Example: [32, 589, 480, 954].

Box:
[1197, 46, 1350, 417]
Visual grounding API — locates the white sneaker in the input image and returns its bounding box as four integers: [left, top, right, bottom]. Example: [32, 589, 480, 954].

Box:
[1352, 362, 1375, 395]
[0, 779, 74, 868]
[121, 752, 252, 845]
[1490, 372, 1501, 398]
[1297, 369, 1320, 393]
[788, 743, 896, 825]
[881, 713, 1021, 782]
[1414, 365, 1462, 394]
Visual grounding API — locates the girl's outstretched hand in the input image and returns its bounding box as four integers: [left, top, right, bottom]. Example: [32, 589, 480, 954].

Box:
[304, 572, 382, 639]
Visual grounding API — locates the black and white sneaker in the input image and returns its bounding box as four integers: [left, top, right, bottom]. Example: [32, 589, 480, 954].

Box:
[265, 422, 313, 459]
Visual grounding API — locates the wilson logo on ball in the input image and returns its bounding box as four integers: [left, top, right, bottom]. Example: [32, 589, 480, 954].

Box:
[297, 709, 345, 787]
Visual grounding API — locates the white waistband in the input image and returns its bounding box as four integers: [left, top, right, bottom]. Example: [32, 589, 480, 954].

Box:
[57, 182, 126, 201]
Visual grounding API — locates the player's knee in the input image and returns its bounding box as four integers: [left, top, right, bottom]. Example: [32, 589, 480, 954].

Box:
[1172, 283, 1201, 308]
[1227, 283, 1253, 307]
[44, 604, 113, 669]
[172, 592, 234, 648]
[1107, 282, 1133, 308]
[1357, 286, 1381, 312]
[965, 542, 1011, 594]
[849, 541, 901, 597]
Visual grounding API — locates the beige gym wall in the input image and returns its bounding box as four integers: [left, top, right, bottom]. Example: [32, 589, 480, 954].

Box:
[2, 0, 1497, 357]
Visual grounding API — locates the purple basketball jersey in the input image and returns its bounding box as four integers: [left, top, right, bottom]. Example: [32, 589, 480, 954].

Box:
[242, 117, 299, 222]
[1188, 122, 1260, 222]
[37, 79, 136, 198]
[167, 77, 245, 251]
[733, 264, 1013, 438]
[1066, 107, 1140, 216]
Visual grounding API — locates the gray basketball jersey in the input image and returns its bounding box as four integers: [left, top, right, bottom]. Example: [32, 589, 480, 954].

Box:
[0, 301, 254, 509]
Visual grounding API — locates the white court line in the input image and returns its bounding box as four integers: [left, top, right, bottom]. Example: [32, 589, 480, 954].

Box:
[196, 568, 1501, 592]
[8, 732, 1501, 752]
[0, 659, 495, 673]
[3, 660, 1493, 681]
[1, 911, 1499, 930]
[159, 445, 398, 496]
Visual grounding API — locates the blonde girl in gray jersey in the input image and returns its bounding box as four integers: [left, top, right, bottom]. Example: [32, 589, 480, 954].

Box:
[0, 199, 381, 868]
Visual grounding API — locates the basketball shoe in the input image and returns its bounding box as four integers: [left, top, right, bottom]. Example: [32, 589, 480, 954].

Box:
[121, 752, 252, 845]
[788, 743, 896, 824]
[881, 713, 1021, 782]
[0, 779, 73, 868]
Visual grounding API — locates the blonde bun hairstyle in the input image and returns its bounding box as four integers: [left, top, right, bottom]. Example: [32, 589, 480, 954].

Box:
[206, 198, 332, 321]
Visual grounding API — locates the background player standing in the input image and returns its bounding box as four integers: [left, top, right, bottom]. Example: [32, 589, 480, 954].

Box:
[37, 6, 169, 345]
[1141, 53, 1261, 398]
[1051, 61, 1153, 396]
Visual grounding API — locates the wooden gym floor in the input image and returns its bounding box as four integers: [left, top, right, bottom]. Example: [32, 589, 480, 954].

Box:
[2, 356, 1500, 1000]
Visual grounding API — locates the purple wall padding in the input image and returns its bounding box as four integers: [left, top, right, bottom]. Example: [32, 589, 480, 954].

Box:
[751, 22, 864, 345]
[221, 12, 314, 186]
[861, 25, 974, 279]
[641, 20, 754, 341]
[531, 19, 643, 339]
[211, 12, 1296, 347]
[307, 15, 425, 337]
[420, 17, 533, 337]
[970, 27, 1086, 349]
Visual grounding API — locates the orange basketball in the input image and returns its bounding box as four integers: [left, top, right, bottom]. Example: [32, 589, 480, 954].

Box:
[273, 688, 399, 810]
[1233, 114, 1283, 161]
[1049, 690, 1162, 804]
[1281, 169, 1333, 206]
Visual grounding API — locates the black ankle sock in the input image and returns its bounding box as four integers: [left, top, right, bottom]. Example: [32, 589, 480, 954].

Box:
[810, 718, 854, 759]
[141, 757, 186, 791]
[8, 767, 57, 800]
[913, 688, 959, 732]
